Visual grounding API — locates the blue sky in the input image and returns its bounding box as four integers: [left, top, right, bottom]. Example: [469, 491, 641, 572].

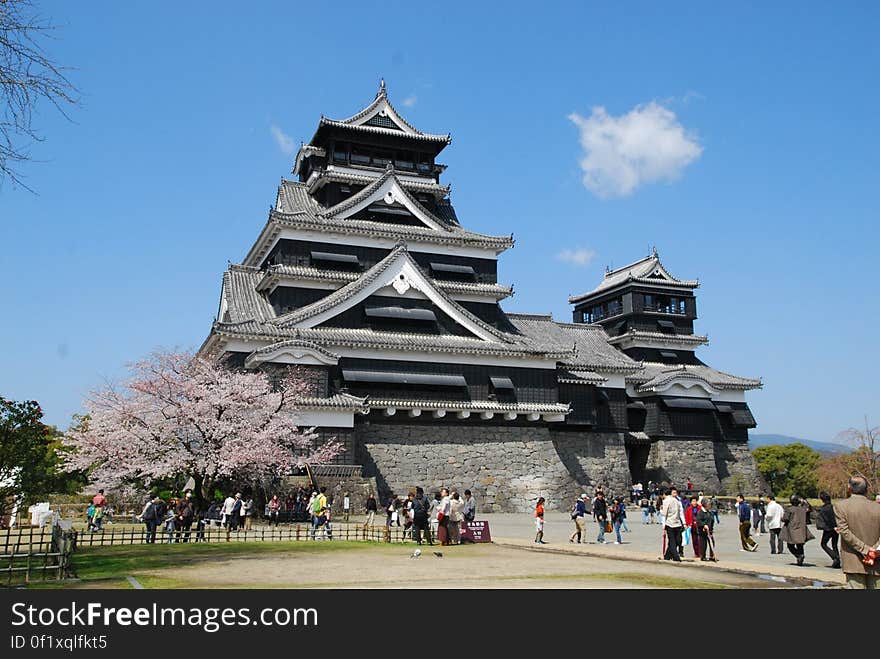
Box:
[1, 2, 877, 443]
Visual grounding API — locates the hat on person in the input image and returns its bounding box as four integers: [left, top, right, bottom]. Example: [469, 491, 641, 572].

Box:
[581, 494, 588, 499]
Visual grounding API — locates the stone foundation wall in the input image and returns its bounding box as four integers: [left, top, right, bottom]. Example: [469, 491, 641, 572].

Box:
[356, 422, 630, 512]
[713, 440, 767, 495]
[645, 438, 765, 494]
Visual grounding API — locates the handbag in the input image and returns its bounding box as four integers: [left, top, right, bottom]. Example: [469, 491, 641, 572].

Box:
[604, 521, 612, 533]
[683, 526, 691, 546]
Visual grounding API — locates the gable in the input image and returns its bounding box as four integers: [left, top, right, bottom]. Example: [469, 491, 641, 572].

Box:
[272, 248, 507, 343]
[324, 173, 448, 232]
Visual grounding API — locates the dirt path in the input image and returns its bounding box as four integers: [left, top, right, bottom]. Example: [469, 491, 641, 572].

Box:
[138, 543, 786, 589]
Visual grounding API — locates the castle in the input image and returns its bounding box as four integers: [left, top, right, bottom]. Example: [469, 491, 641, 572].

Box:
[199, 82, 763, 510]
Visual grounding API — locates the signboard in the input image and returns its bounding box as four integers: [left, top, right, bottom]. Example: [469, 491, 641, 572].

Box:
[460, 520, 491, 543]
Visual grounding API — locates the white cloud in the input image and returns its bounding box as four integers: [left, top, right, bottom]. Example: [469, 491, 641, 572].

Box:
[568, 102, 703, 198]
[270, 124, 296, 155]
[402, 95, 417, 108]
[556, 247, 596, 267]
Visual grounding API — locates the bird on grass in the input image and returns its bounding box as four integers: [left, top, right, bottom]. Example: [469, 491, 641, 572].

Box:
[433, 551, 443, 557]
[410, 549, 421, 558]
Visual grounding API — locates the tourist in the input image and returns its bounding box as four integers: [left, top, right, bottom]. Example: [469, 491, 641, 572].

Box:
[611, 497, 624, 544]
[833, 476, 880, 589]
[268, 494, 281, 526]
[85, 503, 96, 532]
[751, 500, 761, 537]
[242, 495, 254, 531]
[736, 494, 758, 552]
[384, 493, 397, 529]
[163, 506, 176, 543]
[92, 488, 107, 509]
[364, 493, 377, 528]
[569, 494, 588, 543]
[412, 487, 432, 545]
[139, 496, 159, 544]
[437, 488, 452, 546]
[697, 500, 716, 561]
[660, 487, 685, 562]
[765, 495, 784, 555]
[285, 493, 295, 512]
[229, 493, 243, 532]
[780, 495, 814, 566]
[648, 498, 657, 524]
[709, 495, 721, 525]
[91, 504, 104, 532]
[222, 492, 235, 529]
[310, 487, 328, 539]
[343, 492, 351, 522]
[686, 478, 693, 494]
[175, 492, 194, 542]
[757, 495, 767, 533]
[403, 492, 415, 540]
[462, 489, 476, 523]
[593, 491, 608, 544]
[534, 497, 546, 544]
[816, 491, 840, 569]
[640, 496, 650, 524]
[429, 492, 441, 539]
[686, 496, 702, 558]
[449, 491, 464, 545]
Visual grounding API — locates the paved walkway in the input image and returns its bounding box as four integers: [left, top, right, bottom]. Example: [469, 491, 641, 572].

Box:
[478, 511, 845, 587]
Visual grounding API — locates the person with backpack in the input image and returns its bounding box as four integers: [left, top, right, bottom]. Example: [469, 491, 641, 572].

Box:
[86, 503, 96, 532]
[411, 486, 433, 545]
[139, 496, 160, 544]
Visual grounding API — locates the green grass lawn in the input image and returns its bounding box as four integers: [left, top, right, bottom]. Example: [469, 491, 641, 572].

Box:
[66, 540, 386, 585]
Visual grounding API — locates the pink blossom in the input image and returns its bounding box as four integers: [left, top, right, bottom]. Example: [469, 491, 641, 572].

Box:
[62, 351, 342, 489]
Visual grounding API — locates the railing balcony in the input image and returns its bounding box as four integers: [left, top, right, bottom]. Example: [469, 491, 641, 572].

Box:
[642, 304, 687, 315]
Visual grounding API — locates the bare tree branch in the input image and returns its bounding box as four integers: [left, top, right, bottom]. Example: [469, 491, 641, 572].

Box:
[1, 0, 79, 191]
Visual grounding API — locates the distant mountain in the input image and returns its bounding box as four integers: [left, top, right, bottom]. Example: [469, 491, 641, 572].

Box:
[749, 433, 849, 454]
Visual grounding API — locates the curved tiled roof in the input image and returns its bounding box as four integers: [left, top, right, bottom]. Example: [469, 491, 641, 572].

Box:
[293, 393, 369, 412]
[606, 329, 709, 347]
[321, 167, 454, 231]
[363, 398, 570, 415]
[627, 362, 761, 391]
[557, 368, 607, 385]
[506, 315, 642, 374]
[257, 264, 513, 300]
[569, 250, 699, 303]
[305, 169, 449, 198]
[315, 81, 451, 144]
[317, 119, 451, 142]
[213, 324, 569, 359]
[247, 339, 339, 361]
[222, 266, 276, 323]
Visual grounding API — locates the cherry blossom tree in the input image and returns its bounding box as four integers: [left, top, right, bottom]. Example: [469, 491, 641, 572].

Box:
[63, 352, 341, 508]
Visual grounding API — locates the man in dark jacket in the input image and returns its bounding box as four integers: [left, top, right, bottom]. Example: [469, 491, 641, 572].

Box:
[780, 495, 814, 566]
[817, 491, 840, 569]
[412, 486, 433, 545]
[175, 492, 195, 543]
[697, 500, 717, 561]
[593, 491, 608, 544]
[736, 494, 758, 552]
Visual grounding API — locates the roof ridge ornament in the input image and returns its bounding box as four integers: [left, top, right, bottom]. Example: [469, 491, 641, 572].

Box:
[378, 78, 386, 98]
[651, 245, 659, 257]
